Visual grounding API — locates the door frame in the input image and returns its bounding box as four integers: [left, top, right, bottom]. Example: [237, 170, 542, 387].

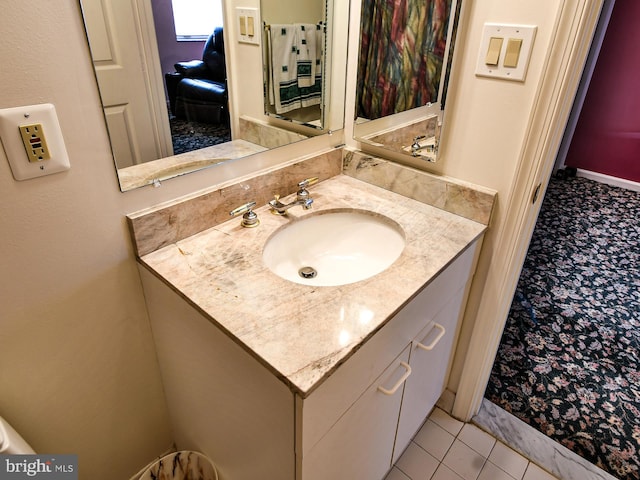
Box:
[132, 0, 174, 160]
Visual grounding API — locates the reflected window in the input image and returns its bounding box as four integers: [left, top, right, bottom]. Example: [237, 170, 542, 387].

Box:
[171, 0, 224, 41]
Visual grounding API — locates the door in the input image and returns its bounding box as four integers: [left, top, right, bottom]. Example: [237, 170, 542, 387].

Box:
[82, 0, 172, 168]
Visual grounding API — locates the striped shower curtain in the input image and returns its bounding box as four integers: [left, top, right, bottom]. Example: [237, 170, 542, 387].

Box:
[356, 0, 452, 120]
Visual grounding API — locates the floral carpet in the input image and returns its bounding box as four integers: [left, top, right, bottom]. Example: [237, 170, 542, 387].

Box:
[486, 175, 640, 479]
[169, 115, 231, 155]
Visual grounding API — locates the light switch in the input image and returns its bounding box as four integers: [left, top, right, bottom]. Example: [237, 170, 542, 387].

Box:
[485, 37, 503, 66]
[504, 38, 523, 68]
[236, 7, 260, 45]
[475, 23, 537, 82]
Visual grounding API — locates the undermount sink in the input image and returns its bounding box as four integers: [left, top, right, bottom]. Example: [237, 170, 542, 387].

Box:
[262, 209, 405, 286]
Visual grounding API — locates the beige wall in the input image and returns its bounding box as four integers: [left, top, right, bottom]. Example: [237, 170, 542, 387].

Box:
[427, 0, 566, 391]
[0, 0, 596, 477]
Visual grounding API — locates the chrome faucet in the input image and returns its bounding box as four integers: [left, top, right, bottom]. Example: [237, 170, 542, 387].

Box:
[411, 135, 429, 155]
[410, 118, 440, 161]
[269, 177, 318, 215]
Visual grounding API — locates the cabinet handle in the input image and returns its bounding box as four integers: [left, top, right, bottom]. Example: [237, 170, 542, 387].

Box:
[377, 362, 412, 396]
[416, 323, 446, 351]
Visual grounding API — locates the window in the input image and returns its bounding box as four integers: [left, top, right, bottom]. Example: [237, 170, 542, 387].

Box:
[171, 0, 223, 41]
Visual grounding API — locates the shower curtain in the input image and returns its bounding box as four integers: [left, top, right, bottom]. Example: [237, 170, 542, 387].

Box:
[356, 0, 451, 120]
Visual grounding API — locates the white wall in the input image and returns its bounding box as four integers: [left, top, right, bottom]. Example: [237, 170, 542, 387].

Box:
[0, 0, 597, 477]
[0, 3, 171, 478]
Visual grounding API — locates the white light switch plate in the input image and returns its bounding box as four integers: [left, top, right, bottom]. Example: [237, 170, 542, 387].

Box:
[0, 103, 70, 181]
[475, 23, 537, 82]
[236, 7, 260, 45]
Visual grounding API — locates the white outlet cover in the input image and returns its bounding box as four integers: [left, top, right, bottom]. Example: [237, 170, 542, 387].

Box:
[0, 103, 70, 181]
[475, 23, 537, 82]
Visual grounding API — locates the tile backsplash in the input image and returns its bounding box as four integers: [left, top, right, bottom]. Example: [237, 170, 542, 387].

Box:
[127, 149, 342, 256]
[127, 148, 496, 258]
[343, 149, 496, 226]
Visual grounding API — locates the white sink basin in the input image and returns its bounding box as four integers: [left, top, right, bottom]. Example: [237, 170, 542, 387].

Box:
[262, 209, 405, 286]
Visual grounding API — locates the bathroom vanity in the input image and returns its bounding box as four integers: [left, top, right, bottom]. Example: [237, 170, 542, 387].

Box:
[133, 173, 486, 480]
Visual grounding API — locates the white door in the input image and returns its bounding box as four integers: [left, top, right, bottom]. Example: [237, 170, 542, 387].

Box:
[82, 0, 172, 168]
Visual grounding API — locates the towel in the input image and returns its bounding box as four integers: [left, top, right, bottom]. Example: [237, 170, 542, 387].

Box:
[268, 24, 301, 113]
[295, 23, 317, 88]
[300, 23, 323, 108]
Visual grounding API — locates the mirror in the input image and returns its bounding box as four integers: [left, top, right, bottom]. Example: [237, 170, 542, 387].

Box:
[353, 0, 462, 162]
[261, 1, 325, 128]
[78, 0, 348, 191]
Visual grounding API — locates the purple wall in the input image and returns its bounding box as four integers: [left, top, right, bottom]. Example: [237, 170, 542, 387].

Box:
[565, 1, 640, 182]
[151, 0, 206, 97]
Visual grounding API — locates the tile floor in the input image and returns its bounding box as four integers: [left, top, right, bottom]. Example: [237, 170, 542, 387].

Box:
[386, 408, 561, 480]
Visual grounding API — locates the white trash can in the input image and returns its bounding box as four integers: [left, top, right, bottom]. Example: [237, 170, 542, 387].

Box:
[140, 451, 218, 480]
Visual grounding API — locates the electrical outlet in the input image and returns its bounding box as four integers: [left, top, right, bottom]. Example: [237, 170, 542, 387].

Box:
[19, 123, 51, 162]
[0, 103, 70, 181]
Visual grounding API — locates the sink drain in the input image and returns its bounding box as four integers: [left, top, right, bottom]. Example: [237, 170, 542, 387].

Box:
[298, 266, 317, 279]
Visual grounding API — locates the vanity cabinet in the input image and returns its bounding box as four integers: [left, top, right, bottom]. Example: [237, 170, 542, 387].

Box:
[297, 243, 477, 480]
[393, 287, 466, 464]
[139, 239, 478, 480]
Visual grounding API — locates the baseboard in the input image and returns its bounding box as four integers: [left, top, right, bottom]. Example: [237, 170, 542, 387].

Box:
[576, 168, 640, 192]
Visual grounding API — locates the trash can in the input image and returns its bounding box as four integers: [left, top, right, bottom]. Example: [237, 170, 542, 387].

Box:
[140, 451, 218, 480]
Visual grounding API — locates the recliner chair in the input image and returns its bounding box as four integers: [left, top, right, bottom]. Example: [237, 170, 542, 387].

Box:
[165, 27, 229, 125]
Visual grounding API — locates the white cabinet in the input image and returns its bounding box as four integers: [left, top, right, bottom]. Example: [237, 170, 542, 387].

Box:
[296, 241, 478, 479]
[393, 287, 467, 463]
[301, 347, 411, 480]
[140, 240, 479, 480]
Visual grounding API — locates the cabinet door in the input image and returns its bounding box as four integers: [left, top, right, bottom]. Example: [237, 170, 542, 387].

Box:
[393, 288, 466, 463]
[302, 346, 411, 480]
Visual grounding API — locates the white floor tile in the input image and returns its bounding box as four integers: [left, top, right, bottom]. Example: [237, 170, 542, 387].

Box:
[428, 408, 464, 436]
[413, 419, 455, 461]
[442, 440, 486, 480]
[432, 463, 465, 480]
[523, 463, 559, 480]
[384, 466, 412, 480]
[396, 442, 440, 480]
[488, 442, 529, 480]
[458, 424, 496, 458]
[478, 461, 517, 480]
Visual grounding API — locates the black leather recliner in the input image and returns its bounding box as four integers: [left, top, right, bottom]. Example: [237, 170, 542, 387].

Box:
[165, 27, 229, 125]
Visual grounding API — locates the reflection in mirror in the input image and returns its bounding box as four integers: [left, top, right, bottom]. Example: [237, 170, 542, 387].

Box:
[353, 0, 462, 163]
[261, 1, 325, 128]
[78, 0, 347, 191]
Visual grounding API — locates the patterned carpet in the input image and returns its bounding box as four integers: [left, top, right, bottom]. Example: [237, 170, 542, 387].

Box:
[486, 175, 640, 480]
[169, 115, 231, 155]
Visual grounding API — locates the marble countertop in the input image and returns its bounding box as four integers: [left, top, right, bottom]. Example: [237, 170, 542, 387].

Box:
[139, 175, 486, 397]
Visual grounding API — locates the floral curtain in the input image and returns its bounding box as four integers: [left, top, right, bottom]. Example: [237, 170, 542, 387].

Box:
[356, 0, 452, 120]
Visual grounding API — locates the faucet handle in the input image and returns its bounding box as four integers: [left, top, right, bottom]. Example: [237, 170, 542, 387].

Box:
[229, 201, 260, 228]
[297, 177, 318, 202]
[298, 177, 319, 189]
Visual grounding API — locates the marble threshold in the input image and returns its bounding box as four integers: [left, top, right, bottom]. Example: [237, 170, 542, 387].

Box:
[473, 398, 618, 480]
